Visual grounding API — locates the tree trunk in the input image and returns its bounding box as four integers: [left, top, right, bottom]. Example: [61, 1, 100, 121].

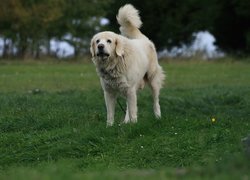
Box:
[18, 36, 28, 59]
[35, 42, 40, 59]
[46, 37, 51, 57]
[2, 38, 9, 58]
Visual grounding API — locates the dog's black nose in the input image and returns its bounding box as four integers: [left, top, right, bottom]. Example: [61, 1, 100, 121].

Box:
[98, 44, 104, 50]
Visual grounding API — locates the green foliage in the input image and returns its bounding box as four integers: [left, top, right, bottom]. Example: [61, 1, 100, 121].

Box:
[212, 0, 250, 54]
[0, 0, 250, 58]
[0, 0, 64, 57]
[0, 0, 111, 58]
[106, 0, 217, 49]
[0, 61, 250, 179]
[106, 0, 250, 53]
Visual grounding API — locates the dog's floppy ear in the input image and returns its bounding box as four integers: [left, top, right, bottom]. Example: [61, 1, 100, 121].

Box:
[90, 38, 95, 57]
[115, 38, 124, 57]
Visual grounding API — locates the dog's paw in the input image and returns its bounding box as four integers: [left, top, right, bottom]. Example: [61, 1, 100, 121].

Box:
[124, 115, 130, 124]
[154, 111, 161, 119]
[154, 104, 161, 119]
[131, 117, 137, 123]
[123, 117, 137, 124]
[106, 121, 114, 127]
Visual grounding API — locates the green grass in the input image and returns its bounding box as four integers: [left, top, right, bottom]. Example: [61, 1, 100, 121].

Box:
[0, 60, 250, 179]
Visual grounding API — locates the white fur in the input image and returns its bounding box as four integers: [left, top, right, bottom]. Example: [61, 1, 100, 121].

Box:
[117, 4, 142, 29]
[90, 4, 165, 126]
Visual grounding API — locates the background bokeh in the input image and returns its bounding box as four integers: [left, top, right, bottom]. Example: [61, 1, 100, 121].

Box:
[0, 0, 249, 59]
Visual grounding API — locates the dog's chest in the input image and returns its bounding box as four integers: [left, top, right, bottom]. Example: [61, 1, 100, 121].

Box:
[98, 67, 128, 91]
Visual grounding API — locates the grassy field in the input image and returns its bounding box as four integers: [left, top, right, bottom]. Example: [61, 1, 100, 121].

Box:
[0, 59, 250, 179]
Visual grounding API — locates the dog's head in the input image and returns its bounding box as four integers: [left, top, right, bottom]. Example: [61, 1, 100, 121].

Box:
[90, 31, 124, 61]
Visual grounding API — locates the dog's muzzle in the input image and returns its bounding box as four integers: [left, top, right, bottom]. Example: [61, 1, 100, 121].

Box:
[97, 44, 110, 58]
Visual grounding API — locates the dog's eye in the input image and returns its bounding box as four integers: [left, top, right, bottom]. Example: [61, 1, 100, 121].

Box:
[96, 39, 100, 43]
[107, 39, 112, 44]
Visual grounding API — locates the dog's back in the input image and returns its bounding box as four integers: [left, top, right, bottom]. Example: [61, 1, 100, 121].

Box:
[117, 4, 165, 88]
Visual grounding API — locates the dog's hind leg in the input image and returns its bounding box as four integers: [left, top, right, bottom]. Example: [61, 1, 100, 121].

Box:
[148, 67, 164, 119]
[150, 80, 161, 118]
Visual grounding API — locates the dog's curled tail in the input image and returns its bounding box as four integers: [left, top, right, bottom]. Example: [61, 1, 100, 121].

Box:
[117, 4, 144, 39]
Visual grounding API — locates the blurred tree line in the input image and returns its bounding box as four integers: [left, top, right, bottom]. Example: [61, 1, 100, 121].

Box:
[0, 0, 249, 59]
[0, 0, 110, 58]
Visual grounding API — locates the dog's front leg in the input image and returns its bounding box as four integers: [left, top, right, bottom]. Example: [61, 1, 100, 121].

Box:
[126, 87, 137, 123]
[104, 91, 117, 126]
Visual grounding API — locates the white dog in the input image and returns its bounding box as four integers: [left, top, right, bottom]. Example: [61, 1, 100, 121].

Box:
[90, 4, 165, 126]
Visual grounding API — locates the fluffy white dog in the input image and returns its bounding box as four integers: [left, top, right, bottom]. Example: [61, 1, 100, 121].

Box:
[90, 4, 165, 126]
